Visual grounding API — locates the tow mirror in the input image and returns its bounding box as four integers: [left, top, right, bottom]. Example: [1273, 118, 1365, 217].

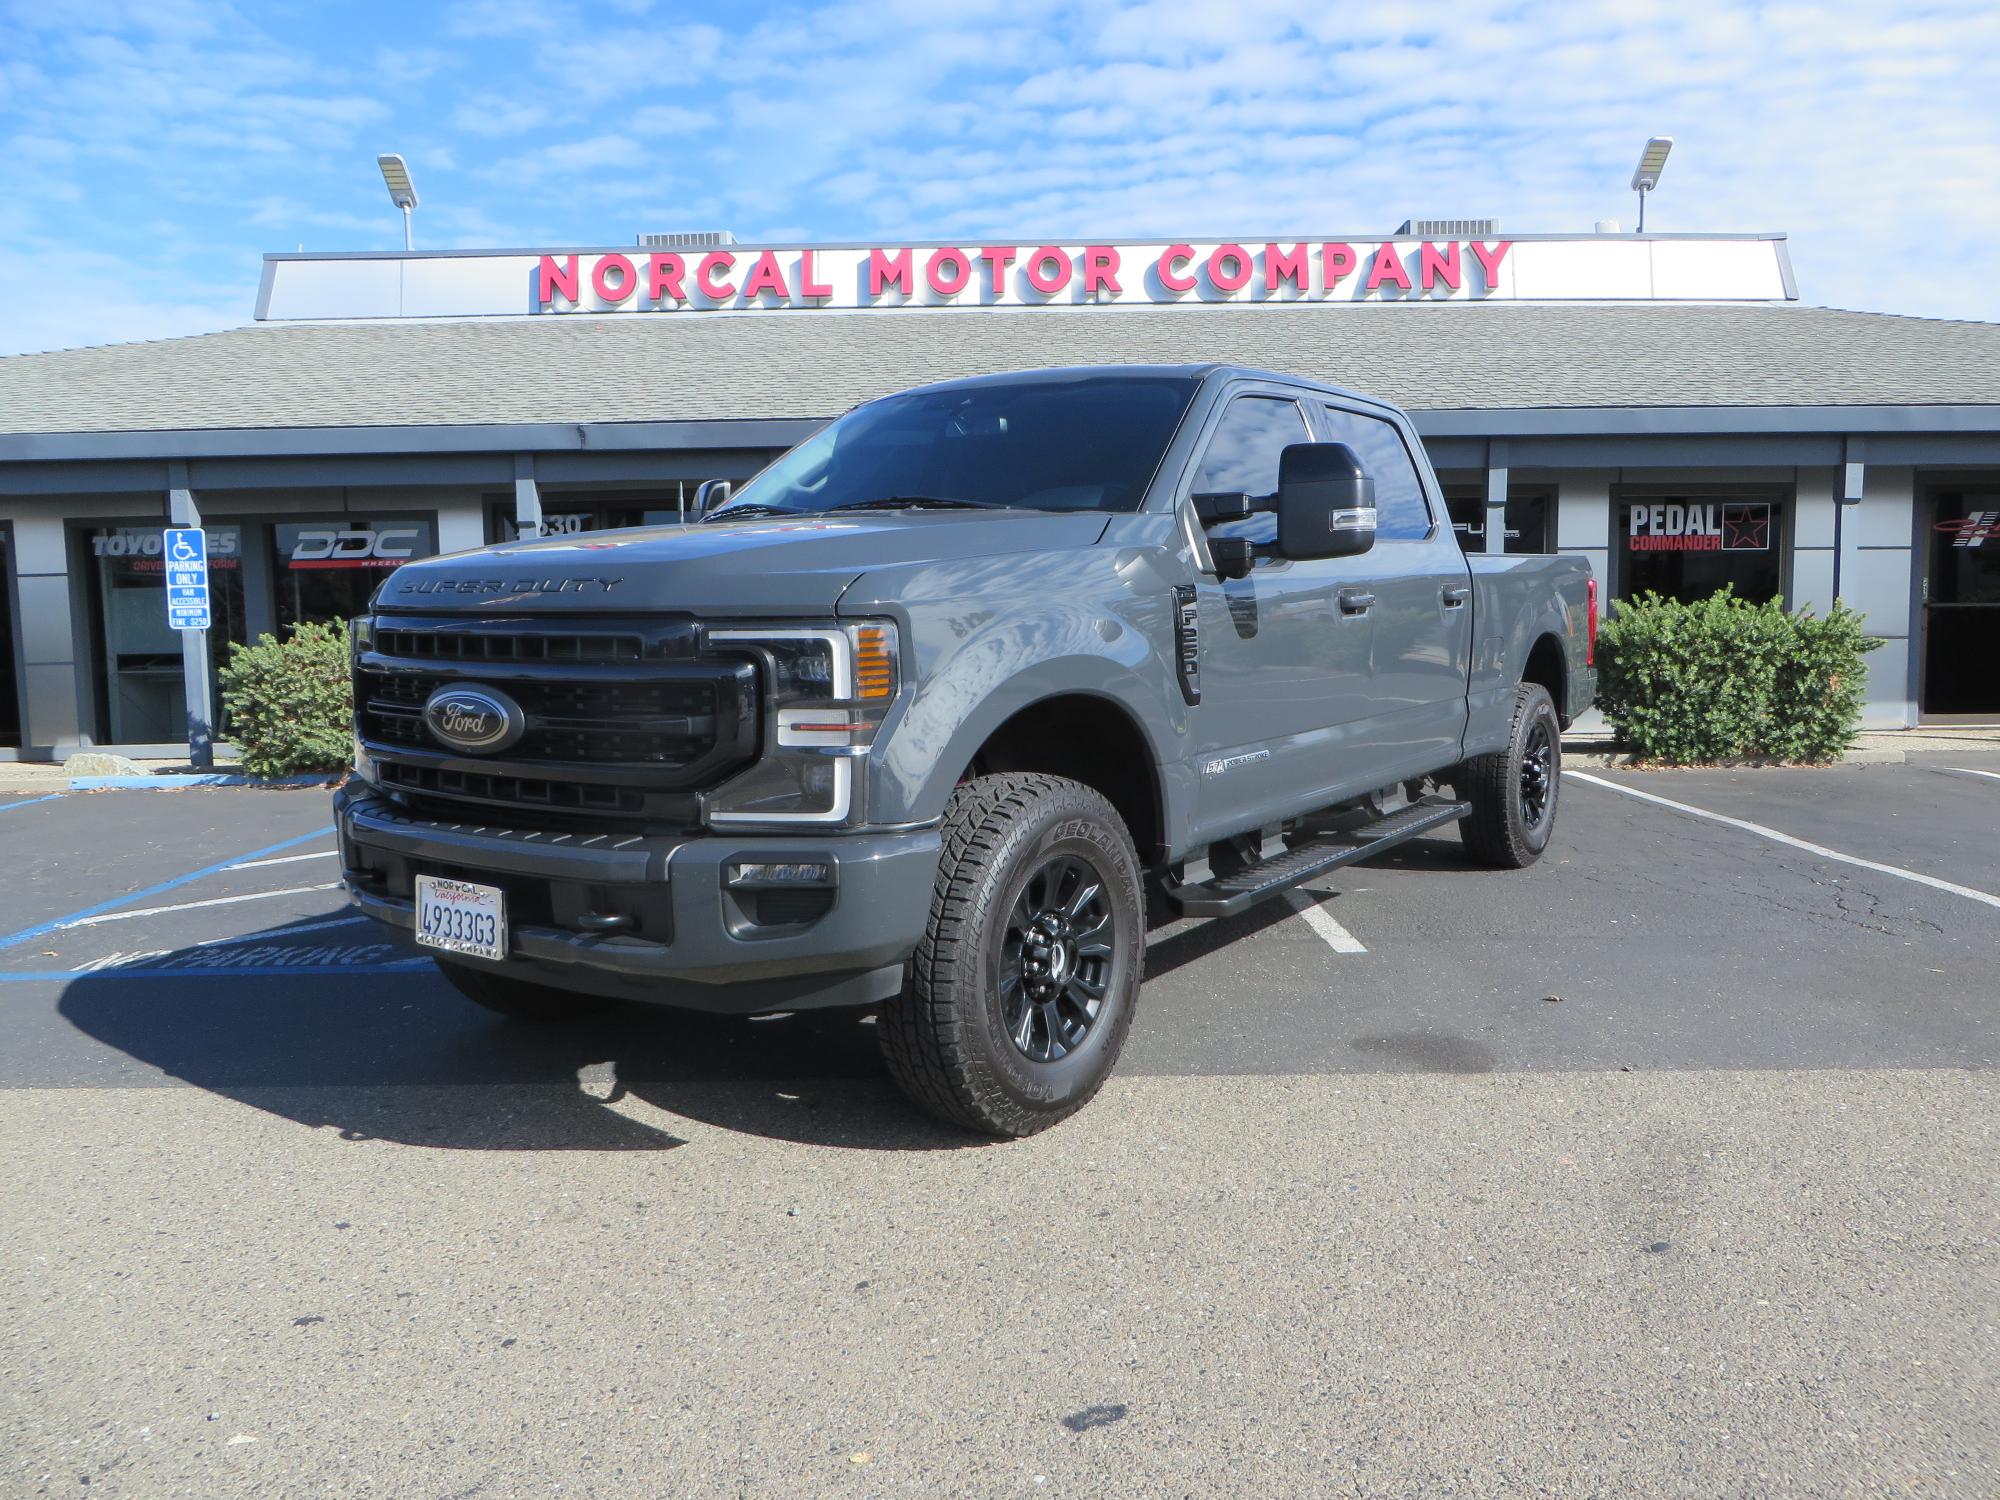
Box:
[1276, 443, 1375, 560]
[693, 478, 733, 517]
[1192, 491, 1255, 526]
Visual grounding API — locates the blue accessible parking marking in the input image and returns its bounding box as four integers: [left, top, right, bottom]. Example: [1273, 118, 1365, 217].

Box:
[0, 793, 64, 813]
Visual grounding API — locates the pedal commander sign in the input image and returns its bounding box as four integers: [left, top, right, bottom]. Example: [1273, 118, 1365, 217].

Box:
[1627, 502, 1772, 553]
[256, 237, 1798, 321]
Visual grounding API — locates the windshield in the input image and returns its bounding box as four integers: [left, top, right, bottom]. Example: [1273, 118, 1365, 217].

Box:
[710, 375, 1199, 518]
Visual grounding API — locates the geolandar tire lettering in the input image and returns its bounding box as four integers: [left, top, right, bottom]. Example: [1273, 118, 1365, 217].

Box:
[878, 772, 1145, 1138]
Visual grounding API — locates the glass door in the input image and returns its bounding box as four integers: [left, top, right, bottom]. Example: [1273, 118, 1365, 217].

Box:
[1921, 488, 2000, 718]
[0, 528, 19, 748]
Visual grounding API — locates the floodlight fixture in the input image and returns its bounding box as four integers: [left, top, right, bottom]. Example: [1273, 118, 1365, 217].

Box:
[377, 153, 418, 249]
[1630, 136, 1673, 232]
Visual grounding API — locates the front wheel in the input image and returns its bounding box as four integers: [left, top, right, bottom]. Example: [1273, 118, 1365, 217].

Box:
[878, 773, 1145, 1137]
[1457, 682, 1562, 868]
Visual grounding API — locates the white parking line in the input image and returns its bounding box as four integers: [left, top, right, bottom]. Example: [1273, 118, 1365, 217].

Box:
[1284, 890, 1368, 953]
[1567, 770, 2000, 911]
[56, 882, 345, 930]
[1945, 767, 2000, 782]
[225, 849, 338, 870]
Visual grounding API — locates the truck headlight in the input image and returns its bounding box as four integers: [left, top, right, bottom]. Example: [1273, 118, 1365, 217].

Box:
[705, 622, 899, 827]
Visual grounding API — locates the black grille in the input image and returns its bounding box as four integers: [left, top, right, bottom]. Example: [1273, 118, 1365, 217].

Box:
[376, 626, 644, 664]
[356, 615, 759, 822]
[361, 671, 719, 766]
[375, 761, 647, 816]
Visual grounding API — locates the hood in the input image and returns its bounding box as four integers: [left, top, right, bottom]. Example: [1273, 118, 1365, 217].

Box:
[376, 510, 1114, 616]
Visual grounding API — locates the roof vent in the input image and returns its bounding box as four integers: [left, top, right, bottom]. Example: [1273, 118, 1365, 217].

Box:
[1395, 218, 1500, 238]
[636, 231, 738, 249]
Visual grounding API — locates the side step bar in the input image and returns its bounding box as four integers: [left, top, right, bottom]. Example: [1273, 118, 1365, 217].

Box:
[1165, 797, 1471, 920]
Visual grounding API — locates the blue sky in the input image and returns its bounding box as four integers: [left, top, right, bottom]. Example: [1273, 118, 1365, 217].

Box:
[3, 0, 1997, 355]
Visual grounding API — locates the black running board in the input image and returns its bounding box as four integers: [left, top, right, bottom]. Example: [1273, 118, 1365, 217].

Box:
[1165, 797, 1470, 920]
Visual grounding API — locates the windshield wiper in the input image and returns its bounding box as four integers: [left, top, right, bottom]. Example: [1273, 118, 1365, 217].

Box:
[701, 502, 799, 523]
[827, 495, 1009, 513]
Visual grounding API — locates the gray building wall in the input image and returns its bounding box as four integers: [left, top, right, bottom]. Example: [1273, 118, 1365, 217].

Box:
[1, 431, 1993, 757]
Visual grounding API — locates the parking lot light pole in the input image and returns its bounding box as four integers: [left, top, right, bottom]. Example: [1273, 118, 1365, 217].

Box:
[1631, 136, 1673, 233]
[377, 153, 418, 251]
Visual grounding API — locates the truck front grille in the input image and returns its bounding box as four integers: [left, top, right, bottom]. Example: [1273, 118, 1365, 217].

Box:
[354, 615, 758, 823]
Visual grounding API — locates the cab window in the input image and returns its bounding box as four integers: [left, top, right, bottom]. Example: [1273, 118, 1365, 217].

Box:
[1190, 396, 1311, 543]
[1319, 406, 1434, 541]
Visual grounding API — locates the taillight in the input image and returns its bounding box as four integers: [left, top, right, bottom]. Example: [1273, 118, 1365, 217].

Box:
[1585, 577, 1599, 666]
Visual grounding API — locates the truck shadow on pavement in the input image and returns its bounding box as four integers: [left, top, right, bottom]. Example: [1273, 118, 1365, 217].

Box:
[55, 912, 987, 1154]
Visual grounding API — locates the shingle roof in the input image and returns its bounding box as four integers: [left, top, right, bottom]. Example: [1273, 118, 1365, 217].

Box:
[2, 302, 1997, 436]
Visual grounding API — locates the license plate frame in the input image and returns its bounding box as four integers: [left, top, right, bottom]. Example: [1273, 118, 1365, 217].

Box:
[414, 874, 507, 962]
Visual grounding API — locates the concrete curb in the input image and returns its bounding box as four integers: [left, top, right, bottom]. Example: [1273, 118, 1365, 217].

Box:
[1562, 747, 1905, 770]
[65, 773, 343, 791]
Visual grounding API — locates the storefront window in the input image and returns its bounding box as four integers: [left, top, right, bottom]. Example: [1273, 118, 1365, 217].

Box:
[86, 524, 247, 744]
[1921, 488, 2000, 715]
[273, 518, 436, 630]
[485, 492, 706, 544]
[1616, 496, 1782, 604]
[1444, 488, 1551, 554]
[0, 529, 19, 748]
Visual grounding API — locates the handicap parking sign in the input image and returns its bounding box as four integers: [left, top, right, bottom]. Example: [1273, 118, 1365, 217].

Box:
[163, 527, 211, 631]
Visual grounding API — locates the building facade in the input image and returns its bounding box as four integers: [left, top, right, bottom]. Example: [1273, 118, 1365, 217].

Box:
[2, 231, 1997, 759]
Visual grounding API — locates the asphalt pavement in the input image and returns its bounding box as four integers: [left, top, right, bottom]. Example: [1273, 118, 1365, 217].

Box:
[1, 757, 1995, 1497]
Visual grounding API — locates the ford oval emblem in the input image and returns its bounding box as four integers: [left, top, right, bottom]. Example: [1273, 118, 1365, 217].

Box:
[422, 683, 526, 755]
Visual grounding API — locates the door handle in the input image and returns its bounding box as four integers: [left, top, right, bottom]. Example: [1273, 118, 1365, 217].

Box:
[1338, 588, 1376, 614]
[1441, 585, 1471, 607]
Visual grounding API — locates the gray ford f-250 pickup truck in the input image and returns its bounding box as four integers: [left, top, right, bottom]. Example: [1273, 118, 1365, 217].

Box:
[336, 365, 1596, 1135]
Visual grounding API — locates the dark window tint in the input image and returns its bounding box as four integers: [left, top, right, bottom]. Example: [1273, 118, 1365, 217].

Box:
[1319, 407, 1432, 540]
[713, 376, 1199, 517]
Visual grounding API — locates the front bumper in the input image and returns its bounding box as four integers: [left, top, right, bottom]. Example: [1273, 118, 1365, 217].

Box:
[334, 784, 941, 1011]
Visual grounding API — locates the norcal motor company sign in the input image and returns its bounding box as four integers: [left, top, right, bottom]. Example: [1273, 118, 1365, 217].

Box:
[254, 235, 1796, 321]
[534, 240, 1513, 313]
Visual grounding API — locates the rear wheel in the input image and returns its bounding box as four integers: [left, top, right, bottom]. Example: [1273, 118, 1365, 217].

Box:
[878, 773, 1144, 1137]
[1458, 682, 1562, 868]
[437, 961, 615, 1023]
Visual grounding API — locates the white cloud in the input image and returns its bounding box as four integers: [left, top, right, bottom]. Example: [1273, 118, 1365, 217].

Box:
[2, 0, 1997, 359]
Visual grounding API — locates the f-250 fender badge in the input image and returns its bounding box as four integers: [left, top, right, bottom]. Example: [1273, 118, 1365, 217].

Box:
[1201, 749, 1271, 778]
[1172, 584, 1200, 705]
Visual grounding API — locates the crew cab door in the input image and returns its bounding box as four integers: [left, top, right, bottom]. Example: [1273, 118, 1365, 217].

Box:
[1307, 401, 1472, 776]
[1177, 387, 1380, 842]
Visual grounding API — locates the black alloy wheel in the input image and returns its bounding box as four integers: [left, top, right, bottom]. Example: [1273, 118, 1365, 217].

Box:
[1518, 718, 1555, 831]
[878, 772, 1145, 1137]
[1458, 681, 1562, 869]
[1000, 853, 1117, 1063]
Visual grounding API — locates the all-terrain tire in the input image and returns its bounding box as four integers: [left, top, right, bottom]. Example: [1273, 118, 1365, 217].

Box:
[878, 773, 1145, 1138]
[1458, 682, 1562, 869]
[437, 961, 615, 1023]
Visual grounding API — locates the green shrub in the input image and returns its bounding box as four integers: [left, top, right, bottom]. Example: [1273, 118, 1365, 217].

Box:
[1594, 588, 1881, 765]
[217, 619, 354, 777]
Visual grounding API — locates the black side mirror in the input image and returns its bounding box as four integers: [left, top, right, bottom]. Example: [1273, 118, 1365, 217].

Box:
[693, 478, 733, 517]
[1276, 443, 1375, 559]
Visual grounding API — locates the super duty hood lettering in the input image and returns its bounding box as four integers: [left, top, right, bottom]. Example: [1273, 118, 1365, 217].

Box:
[398, 576, 624, 597]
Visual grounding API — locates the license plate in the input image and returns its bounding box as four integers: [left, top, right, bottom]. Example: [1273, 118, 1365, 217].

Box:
[415, 875, 507, 962]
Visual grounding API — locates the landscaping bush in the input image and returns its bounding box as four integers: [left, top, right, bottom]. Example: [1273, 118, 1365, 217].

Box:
[1594, 588, 1880, 765]
[217, 618, 354, 777]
